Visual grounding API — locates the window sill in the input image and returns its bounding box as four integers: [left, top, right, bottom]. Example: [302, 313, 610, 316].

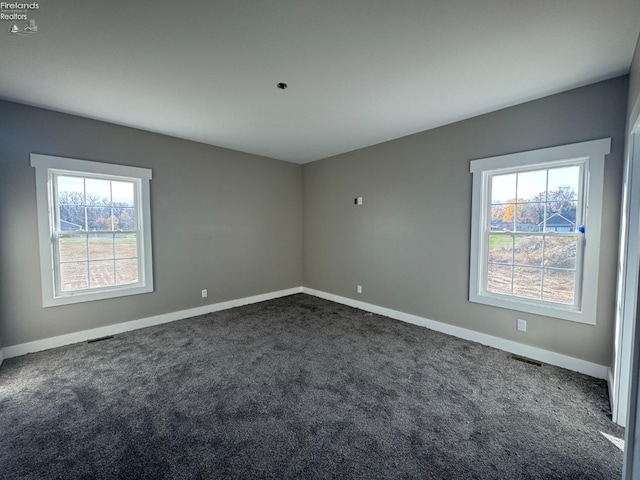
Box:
[44, 283, 154, 308]
[469, 291, 594, 325]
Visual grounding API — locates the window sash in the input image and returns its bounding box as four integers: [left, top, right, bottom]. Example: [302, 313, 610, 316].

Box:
[481, 230, 583, 310]
[480, 161, 586, 311]
[486, 161, 586, 231]
[50, 171, 144, 298]
[52, 233, 143, 295]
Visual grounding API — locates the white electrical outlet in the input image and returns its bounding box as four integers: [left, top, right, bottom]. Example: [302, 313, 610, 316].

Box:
[201, 289, 208, 298]
[517, 319, 527, 332]
[356, 285, 362, 294]
[354, 197, 363, 205]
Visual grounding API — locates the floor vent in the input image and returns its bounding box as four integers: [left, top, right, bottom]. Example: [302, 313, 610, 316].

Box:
[510, 354, 542, 367]
[87, 335, 114, 344]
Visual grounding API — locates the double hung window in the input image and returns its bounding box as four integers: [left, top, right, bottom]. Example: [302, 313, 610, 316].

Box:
[469, 139, 610, 324]
[31, 154, 153, 307]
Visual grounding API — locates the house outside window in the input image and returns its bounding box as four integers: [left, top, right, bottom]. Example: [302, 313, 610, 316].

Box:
[31, 154, 153, 307]
[469, 139, 610, 325]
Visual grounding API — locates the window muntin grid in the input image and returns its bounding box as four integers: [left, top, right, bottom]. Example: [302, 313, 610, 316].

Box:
[482, 162, 586, 308]
[52, 173, 142, 295]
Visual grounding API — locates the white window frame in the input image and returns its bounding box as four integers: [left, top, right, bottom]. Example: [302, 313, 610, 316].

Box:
[31, 154, 153, 307]
[469, 138, 610, 325]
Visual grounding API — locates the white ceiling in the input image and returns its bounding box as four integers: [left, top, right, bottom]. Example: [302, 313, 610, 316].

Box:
[1, 1, 639, 164]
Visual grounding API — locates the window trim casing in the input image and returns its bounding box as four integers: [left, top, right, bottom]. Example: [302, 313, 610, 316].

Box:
[469, 138, 610, 325]
[31, 153, 153, 307]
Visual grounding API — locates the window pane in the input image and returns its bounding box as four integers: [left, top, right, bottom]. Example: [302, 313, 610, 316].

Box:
[112, 181, 135, 207]
[503, 203, 520, 228]
[57, 176, 87, 231]
[88, 234, 114, 260]
[544, 201, 577, 232]
[116, 208, 137, 231]
[487, 264, 512, 295]
[59, 205, 86, 231]
[491, 204, 514, 231]
[543, 269, 575, 305]
[60, 262, 88, 291]
[87, 206, 112, 231]
[544, 237, 577, 269]
[488, 235, 512, 264]
[491, 174, 516, 204]
[57, 176, 85, 204]
[85, 178, 111, 204]
[522, 202, 545, 229]
[513, 236, 542, 266]
[513, 267, 542, 300]
[105, 214, 120, 231]
[115, 234, 137, 259]
[548, 166, 579, 198]
[516, 170, 547, 201]
[59, 235, 87, 263]
[116, 259, 138, 285]
[491, 204, 505, 231]
[89, 260, 115, 288]
[514, 203, 540, 232]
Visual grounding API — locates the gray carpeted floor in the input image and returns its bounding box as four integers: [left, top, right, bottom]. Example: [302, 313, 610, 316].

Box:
[0, 294, 624, 479]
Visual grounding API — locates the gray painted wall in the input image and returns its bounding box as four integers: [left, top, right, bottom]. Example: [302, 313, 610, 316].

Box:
[302, 76, 628, 366]
[0, 101, 302, 347]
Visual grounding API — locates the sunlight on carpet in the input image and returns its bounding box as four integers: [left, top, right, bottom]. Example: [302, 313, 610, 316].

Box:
[600, 431, 625, 452]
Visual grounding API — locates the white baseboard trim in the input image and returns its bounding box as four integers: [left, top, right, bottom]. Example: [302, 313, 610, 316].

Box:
[1, 286, 610, 380]
[303, 287, 609, 380]
[2, 287, 303, 360]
